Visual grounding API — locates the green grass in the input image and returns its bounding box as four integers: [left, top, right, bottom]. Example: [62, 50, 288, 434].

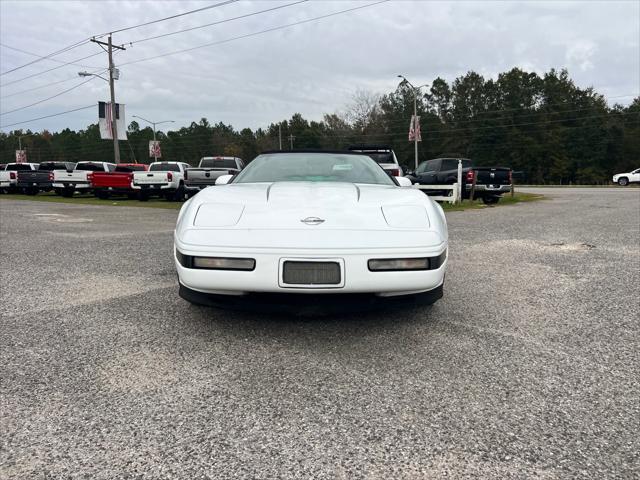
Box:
[0, 192, 183, 209]
[2, 190, 544, 212]
[441, 192, 545, 212]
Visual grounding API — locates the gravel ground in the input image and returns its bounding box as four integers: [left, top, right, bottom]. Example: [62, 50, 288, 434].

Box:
[1, 187, 639, 479]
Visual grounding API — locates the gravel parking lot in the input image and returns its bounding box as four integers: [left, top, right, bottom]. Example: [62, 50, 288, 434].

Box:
[1, 188, 639, 479]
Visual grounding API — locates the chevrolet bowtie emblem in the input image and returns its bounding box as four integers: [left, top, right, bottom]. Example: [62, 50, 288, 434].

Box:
[301, 217, 325, 225]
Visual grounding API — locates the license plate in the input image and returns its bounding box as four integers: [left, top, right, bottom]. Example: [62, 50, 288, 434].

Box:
[282, 261, 341, 285]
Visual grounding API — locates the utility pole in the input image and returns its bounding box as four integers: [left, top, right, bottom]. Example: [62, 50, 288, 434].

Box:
[278, 124, 282, 150]
[288, 134, 295, 150]
[397, 75, 429, 171]
[90, 35, 126, 163]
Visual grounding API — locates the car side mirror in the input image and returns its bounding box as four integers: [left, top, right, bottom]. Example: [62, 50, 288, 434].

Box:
[396, 176, 413, 187]
[215, 174, 233, 185]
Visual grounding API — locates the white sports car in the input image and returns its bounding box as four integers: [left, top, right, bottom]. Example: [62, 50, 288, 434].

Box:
[174, 151, 448, 311]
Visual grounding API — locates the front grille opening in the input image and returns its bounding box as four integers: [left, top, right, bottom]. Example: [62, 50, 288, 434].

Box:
[282, 261, 341, 285]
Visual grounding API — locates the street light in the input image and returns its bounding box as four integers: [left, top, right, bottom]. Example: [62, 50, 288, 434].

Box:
[397, 74, 429, 170]
[78, 71, 108, 82]
[132, 115, 175, 162]
[18, 133, 32, 151]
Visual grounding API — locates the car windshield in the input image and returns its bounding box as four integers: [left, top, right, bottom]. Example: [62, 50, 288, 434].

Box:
[149, 163, 180, 172]
[200, 158, 237, 169]
[233, 153, 395, 185]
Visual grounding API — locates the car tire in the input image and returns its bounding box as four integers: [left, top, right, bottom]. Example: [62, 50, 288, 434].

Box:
[172, 184, 185, 201]
[482, 196, 500, 205]
[618, 177, 629, 186]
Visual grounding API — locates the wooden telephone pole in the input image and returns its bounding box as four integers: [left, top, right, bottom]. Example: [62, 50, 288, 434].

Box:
[90, 36, 126, 163]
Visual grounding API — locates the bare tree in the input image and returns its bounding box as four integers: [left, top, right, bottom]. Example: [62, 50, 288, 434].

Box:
[344, 89, 381, 131]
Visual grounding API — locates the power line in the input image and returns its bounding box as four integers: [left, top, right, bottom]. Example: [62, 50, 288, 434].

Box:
[120, 0, 391, 68]
[0, 51, 105, 87]
[96, 0, 240, 36]
[129, 0, 309, 45]
[0, 40, 91, 76]
[0, 43, 99, 71]
[0, 105, 95, 129]
[0, 77, 98, 116]
[0, 0, 240, 84]
[0, 68, 108, 100]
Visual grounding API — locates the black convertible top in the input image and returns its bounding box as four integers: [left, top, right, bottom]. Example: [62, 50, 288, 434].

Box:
[260, 149, 370, 156]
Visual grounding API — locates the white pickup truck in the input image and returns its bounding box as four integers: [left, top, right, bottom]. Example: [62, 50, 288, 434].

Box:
[131, 161, 193, 201]
[0, 163, 39, 193]
[184, 156, 245, 191]
[53, 161, 115, 197]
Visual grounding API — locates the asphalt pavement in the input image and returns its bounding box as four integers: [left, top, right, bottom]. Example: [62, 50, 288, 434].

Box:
[1, 187, 639, 479]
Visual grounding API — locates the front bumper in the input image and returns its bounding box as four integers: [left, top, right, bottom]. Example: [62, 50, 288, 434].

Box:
[174, 244, 447, 296]
[179, 282, 443, 313]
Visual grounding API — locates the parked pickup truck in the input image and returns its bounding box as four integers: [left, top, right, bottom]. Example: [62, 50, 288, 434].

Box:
[348, 145, 403, 177]
[184, 156, 245, 191]
[17, 161, 76, 195]
[0, 163, 39, 193]
[407, 158, 512, 204]
[91, 163, 148, 199]
[53, 161, 116, 197]
[131, 161, 192, 201]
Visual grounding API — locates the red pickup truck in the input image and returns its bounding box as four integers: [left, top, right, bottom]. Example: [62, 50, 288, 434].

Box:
[90, 163, 148, 199]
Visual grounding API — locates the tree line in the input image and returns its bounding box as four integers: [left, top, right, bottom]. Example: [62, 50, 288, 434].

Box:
[1, 68, 638, 184]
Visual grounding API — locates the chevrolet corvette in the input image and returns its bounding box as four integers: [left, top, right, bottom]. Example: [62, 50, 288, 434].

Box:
[174, 151, 448, 310]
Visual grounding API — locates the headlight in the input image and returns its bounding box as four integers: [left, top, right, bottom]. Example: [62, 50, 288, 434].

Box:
[368, 251, 446, 271]
[176, 250, 255, 271]
[368, 258, 430, 271]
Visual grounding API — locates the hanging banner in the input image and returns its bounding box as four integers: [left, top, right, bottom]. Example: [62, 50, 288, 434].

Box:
[408, 115, 422, 142]
[149, 140, 162, 158]
[15, 150, 27, 163]
[98, 101, 128, 140]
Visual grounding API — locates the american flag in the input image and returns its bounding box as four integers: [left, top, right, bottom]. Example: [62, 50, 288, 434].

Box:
[98, 101, 126, 140]
[408, 115, 422, 142]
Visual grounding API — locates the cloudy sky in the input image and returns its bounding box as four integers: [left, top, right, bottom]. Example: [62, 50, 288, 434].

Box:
[0, 0, 638, 134]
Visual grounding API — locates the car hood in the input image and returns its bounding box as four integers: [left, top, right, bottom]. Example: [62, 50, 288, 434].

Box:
[176, 182, 446, 250]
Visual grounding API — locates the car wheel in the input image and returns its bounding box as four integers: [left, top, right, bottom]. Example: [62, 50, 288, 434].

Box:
[172, 184, 185, 201]
[482, 196, 500, 205]
[618, 177, 629, 186]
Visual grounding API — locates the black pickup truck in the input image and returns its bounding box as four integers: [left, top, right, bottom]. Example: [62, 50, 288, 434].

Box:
[17, 161, 76, 195]
[407, 158, 512, 204]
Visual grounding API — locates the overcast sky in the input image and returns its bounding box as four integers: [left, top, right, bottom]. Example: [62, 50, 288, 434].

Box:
[0, 0, 638, 134]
